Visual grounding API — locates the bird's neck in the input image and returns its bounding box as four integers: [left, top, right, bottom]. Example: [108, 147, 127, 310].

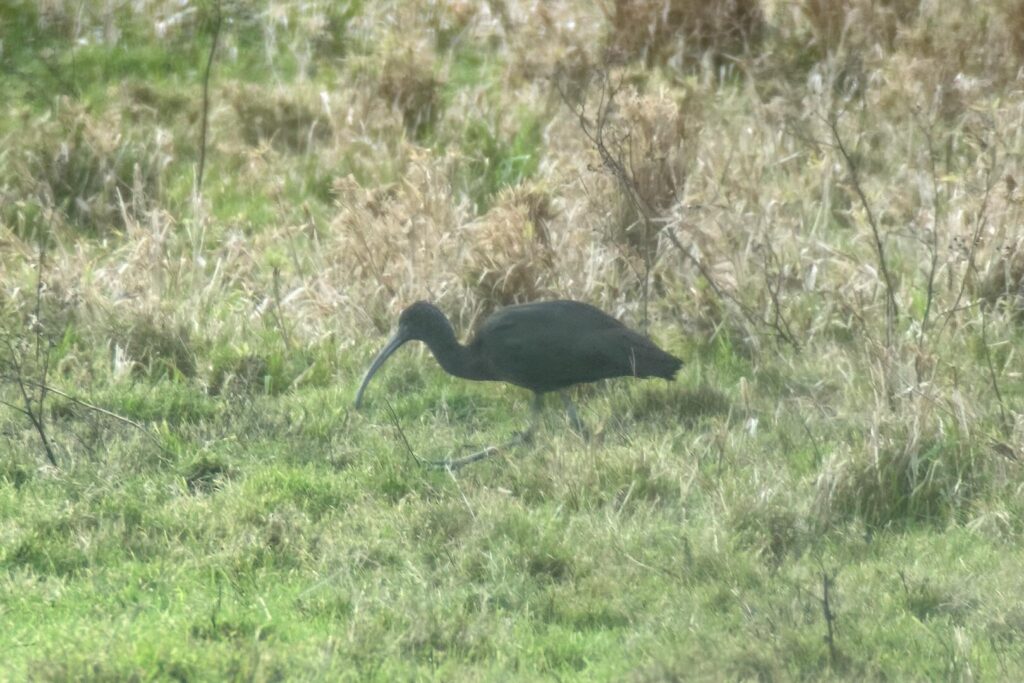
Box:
[424, 333, 493, 382]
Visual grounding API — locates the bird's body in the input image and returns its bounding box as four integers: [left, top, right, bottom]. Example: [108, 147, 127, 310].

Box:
[462, 300, 681, 393]
[354, 300, 681, 459]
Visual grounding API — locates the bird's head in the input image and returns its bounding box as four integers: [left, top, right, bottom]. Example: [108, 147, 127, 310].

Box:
[397, 301, 451, 343]
[354, 301, 455, 409]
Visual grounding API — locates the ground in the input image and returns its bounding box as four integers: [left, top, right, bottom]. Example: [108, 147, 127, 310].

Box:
[2, 0, 1024, 679]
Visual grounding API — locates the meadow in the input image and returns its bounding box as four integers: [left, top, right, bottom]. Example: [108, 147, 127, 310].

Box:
[2, 0, 1024, 679]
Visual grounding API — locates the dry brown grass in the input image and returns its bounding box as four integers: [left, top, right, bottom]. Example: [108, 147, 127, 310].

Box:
[4, 99, 170, 235]
[377, 49, 443, 140]
[230, 84, 333, 152]
[801, 0, 916, 54]
[6, 5, 1024, 678]
[607, 0, 765, 67]
[1006, 0, 1024, 65]
[111, 312, 197, 379]
[3, 0, 1023, 500]
[979, 236, 1024, 311]
[464, 184, 558, 312]
[609, 88, 695, 251]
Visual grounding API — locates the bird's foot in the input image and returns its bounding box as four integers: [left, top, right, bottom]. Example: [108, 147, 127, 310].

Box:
[424, 445, 502, 470]
[424, 433, 530, 470]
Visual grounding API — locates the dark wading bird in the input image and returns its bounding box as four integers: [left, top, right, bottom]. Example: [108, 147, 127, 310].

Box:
[354, 300, 682, 467]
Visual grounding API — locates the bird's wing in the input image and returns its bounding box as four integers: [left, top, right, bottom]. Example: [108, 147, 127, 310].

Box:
[474, 301, 624, 341]
[584, 327, 679, 379]
[474, 316, 646, 391]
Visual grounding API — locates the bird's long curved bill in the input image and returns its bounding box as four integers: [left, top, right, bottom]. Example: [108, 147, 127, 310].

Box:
[354, 331, 409, 408]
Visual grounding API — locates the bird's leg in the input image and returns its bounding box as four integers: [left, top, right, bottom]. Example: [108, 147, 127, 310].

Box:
[517, 392, 544, 443]
[560, 391, 589, 437]
[423, 394, 543, 470]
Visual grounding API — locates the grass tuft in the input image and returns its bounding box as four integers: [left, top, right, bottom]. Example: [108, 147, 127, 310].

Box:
[378, 49, 444, 140]
[607, 0, 765, 68]
[815, 431, 986, 529]
[230, 84, 332, 153]
[3, 100, 168, 235]
[113, 313, 196, 380]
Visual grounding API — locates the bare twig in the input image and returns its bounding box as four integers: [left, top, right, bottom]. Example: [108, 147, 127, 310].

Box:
[556, 67, 799, 349]
[383, 399, 423, 465]
[914, 111, 943, 337]
[32, 380, 174, 461]
[196, 1, 222, 196]
[271, 267, 294, 353]
[2, 238, 59, 467]
[560, 70, 656, 330]
[2, 344, 58, 467]
[34, 238, 56, 466]
[825, 112, 902, 409]
[979, 310, 1011, 438]
[761, 235, 800, 349]
[623, 128, 655, 332]
[822, 571, 839, 667]
[382, 399, 502, 469]
[32, 241, 46, 364]
[0, 374, 178, 463]
[799, 412, 824, 464]
[826, 113, 899, 345]
[938, 146, 997, 340]
[671, 221, 801, 349]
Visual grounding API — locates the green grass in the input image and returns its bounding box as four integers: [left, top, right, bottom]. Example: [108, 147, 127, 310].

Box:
[3, 346, 1023, 679]
[455, 113, 543, 212]
[4, 0, 1024, 680]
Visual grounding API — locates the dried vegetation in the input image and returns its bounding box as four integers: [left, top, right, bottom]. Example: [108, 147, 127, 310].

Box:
[1, 0, 1022, 520]
[2, 1, 1024, 674]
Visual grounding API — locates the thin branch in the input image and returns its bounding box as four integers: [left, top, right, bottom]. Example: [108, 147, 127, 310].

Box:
[2, 344, 58, 467]
[33, 235, 53, 427]
[556, 68, 799, 349]
[0, 398, 30, 417]
[382, 399, 517, 470]
[271, 267, 294, 353]
[914, 111, 942, 337]
[383, 399, 424, 466]
[23, 380, 176, 461]
[560, 71, 655, 333]
[196, 2, 222, 196]
[822, 571, 839, 668]
[761, 235, 800, 349]
[671, 222, 801, 349]
[32, 242, 46, 364]
[0, 371, 177, 463]
[937, 147, 997, 340]
[3, 235, 59, 467]
[799, 413, 824, 464]
[826, 113, 899, 345]
[979, 310, 1011, 439]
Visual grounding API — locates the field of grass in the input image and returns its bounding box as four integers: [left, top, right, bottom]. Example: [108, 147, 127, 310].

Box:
[3, 0, 1024, 679]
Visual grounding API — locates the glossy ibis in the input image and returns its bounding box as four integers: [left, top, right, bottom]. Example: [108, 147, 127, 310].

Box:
[354, 300, 682, 465]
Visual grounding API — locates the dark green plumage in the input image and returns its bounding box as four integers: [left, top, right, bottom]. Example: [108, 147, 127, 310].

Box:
[354, 300, 681, 410]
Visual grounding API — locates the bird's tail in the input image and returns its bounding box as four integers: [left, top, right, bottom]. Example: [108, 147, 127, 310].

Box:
[629, 343, 683, 381]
